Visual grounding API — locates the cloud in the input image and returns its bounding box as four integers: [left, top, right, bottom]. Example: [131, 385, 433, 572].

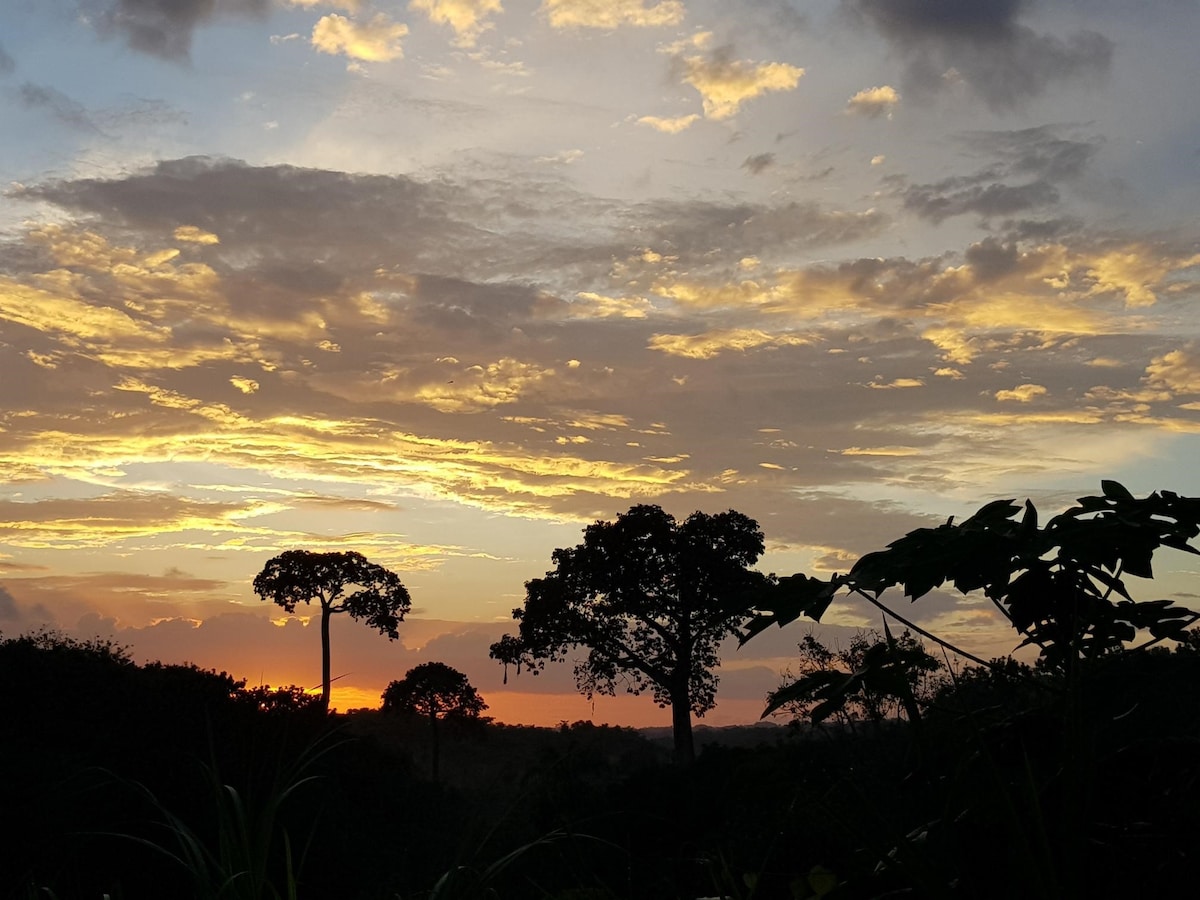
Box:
[648, 328, 812, 359]
[89, 0, 271, 61]
[1085, 247, 1200, 309]
[541, 0, 684, 30]
[230, 375, 260, 394]
[174, 225, 220, 244]
[16, 83, 99, 132]
[0, 584, 20, 622]
[845, 85, 900, 118]
[906, 180, 1060, 224]
[634, 197, 886, 261]
[676, 46, 805, 120]
[901, 126, 1100, 224]
[1145, 349, 1200, 397]
[995, 383, 1048, 403]
[637, 114, 700, 134]
[7, 154, 1200, 536]
[410, 0, 503, 48]
[0, 41, 14, 75]
[742, 153, 775, 174]
[312, 13, 408, 61]
[286, 0, 362, 9]
[843, 0, 1113, 110]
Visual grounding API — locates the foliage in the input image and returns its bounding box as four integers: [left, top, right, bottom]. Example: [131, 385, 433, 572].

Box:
[382, 662, 488, 782]
[489, 504, 769, 762]
[767, 627, 944, 725]
[253, 549, 411, 709]
[382, 662, 488, 721]
[746, 482, 1200, 674]
[111, 733, 342, 900]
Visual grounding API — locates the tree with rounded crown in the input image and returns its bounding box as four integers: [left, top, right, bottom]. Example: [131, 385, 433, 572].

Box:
[382, 661, 488, 781]
[490, 504, 769, 764]
[253, 549, 410, 711]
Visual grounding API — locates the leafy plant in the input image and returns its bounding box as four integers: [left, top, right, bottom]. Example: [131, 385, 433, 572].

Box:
[747, 482, 1200, 674]
[108, 731, 342, 900]
[766, 627, 943, 726]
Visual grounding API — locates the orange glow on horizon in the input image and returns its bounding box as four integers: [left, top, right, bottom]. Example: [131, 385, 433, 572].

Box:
[330, 685, 774, 729]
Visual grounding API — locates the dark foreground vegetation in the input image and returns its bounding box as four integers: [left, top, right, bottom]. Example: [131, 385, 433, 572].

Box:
[6, 482, 1200, 898]
[4, 627, 1199, 900]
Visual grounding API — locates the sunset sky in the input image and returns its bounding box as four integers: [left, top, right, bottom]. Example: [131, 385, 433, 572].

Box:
[3, 0, 1200, 725]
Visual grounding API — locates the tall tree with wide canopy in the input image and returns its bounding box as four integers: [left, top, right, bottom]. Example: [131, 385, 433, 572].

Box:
[253, 550, 410, 711]
[490, 504, 768, 763]
[382, 661, 488, 781]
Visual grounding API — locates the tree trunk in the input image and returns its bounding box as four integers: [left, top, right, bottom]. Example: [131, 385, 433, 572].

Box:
[670, 684, 695, 765]
[429, 709, 440, 783]
[320, 603, 332, 712]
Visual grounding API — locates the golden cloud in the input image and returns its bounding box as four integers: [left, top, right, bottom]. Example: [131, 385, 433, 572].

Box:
[1144, 349, 1200, 396]
[570, 291, 653, 318]
[637, 114, 700, 134]
[1085, 248, 1200, 308]
[410, 0, 503, 47]
[840, 446, 922, 457]
[312, 13, 408, 61]
[653, 277, 786, 311]
[648, 328, 812, 359]
[680, 52, 804, 120]
[541, 0, 684, 29]
[413, 358, 557, 412]
[995, 384, 1048, 403]
[287, 0, 363, 9]
[846, 85, 900, 118]
[173, 225, 220, 245]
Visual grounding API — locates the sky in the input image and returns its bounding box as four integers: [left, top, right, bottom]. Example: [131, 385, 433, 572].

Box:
[2, 0, 1200, 725]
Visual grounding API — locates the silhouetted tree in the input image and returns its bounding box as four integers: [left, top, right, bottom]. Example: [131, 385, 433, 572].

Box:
[767, 627, 944, 729]
[382, 662, 487, 781]
[490, 504, 769, 763]
[253, 550, 410, 710]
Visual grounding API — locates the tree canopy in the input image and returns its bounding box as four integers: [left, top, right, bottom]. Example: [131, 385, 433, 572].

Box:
[382, 662, 487, 782]
[490, 503, 768, 763]
[381, 662, 488, 721]
[253, 549, 411, 710]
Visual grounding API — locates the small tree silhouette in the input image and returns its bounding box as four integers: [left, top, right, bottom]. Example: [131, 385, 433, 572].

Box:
[253, 550, 410, 711]
[381, 662, 487, 781]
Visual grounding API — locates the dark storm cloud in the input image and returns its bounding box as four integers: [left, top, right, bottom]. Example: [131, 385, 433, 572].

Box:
[17, 82, 100, 132]
[902, 127, 1100, 224]
[409, 275, 553, 336]
[13, 156, 474, 270]
[0, 41, 15, 76]
[999, 216, 1082, 241]
[964, 125, 1100, 180]
[905, 179, 1060, 224]
[634, 198, 887, 261]
[10, 156, 889, 297]
[847, 0, 1028, 41]
[843, 0, 1113, 109]
[85, 0, 271, 61]
[963, 236, 1020, 281]
[742, 153, 776, 175]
